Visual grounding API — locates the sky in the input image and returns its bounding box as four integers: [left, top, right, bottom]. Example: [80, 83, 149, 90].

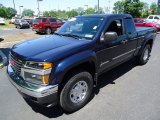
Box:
[0, 0, 158, 14]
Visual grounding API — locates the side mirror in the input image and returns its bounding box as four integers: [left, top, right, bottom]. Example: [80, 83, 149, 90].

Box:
[100, 32, 118, 42]
[143, 22, 146, 24]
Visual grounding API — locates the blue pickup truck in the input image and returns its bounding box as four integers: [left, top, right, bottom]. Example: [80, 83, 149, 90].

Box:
[7, 14, 157, 112]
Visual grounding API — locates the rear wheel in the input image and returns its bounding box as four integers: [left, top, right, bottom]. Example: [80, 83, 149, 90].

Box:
[137, 44, 151, 65]
[60, 71, 93, 113]
[45, 27, 52, 35]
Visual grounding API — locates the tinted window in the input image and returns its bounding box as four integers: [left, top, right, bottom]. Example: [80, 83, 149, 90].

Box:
[106, 19, 123, 36]
[33, 18, 46, 23]
[149, 16, 153, 19]
[125, 19, 136, 34]
[49, 18, 56, 22]
[136, 19, 144, 23]
[154, 16, 159, 19]
[134, 19, 138, 23]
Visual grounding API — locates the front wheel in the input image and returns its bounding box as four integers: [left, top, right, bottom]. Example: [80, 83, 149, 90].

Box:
[17, 25, 21, 29]
[60, 71, 93, 113]
[137, 44, 151, 65]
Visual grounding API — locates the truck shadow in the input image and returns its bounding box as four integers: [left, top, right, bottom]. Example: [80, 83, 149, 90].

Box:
[0, 38, 4, 42]
[25, 59, 137, 118]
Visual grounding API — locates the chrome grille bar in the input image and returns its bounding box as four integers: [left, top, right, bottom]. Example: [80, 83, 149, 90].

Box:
[9, 53, 23, 75]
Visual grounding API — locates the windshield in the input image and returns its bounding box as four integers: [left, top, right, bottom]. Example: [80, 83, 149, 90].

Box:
[33, 18, 46, 23]
[55, 17, 104, 40]
[20, 20, 26, 22]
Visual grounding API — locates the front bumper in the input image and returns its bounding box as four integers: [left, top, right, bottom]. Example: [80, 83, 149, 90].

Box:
[7, 64, 58, 106]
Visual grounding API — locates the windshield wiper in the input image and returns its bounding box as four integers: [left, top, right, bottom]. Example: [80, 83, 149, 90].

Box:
[62, 34, 81, 39]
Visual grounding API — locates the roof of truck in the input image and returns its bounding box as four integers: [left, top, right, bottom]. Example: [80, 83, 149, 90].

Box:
[79, 14, 132, 18]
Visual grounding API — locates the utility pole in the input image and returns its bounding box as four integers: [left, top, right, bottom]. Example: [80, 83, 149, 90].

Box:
[37, 0, 42, 16]
[97, 0, 100, 13]
[13, 0, 16, 10]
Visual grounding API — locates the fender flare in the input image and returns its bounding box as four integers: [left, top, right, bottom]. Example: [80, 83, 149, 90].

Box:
[51, 50, 98, 84]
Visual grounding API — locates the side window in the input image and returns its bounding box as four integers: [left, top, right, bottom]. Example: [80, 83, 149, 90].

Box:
[125, 18, 136, 34]
[56, 19, 62, 23]
[106, 19, 123, 36]
[154, 16, 159, 19]
[49, 18, 56, 22]
[134, 19, 137, 23]
[42, 18, 46, 22]
[149, 16, 153, 19]
[137, 19, 144, 23]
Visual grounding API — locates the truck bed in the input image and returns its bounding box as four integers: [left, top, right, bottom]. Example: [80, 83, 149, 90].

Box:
[136, 27, 156, 36]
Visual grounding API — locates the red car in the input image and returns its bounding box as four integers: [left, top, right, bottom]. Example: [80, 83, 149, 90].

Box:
[134, 18, 160, 31]
[32, 17, 64, 34]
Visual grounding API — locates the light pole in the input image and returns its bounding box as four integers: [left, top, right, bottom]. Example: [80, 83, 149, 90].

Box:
[13, 0, 16, 10]
[19, 6, 23, 17]
[37, 0, 43, 16]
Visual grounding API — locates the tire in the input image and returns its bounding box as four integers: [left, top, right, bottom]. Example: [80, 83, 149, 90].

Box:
[45, 27, 52, 35]
[17, 25, 21, 29]
[60, 71, 93, 113]
[137, 44, 151, 65]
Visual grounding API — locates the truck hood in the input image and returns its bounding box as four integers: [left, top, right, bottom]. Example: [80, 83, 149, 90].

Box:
[11, 35, 91, 62]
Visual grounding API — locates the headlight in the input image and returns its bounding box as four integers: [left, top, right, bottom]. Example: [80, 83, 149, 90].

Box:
[25, 62, 52, 69]
[22, 62, 52, 85]
[20, 22, 22, 25]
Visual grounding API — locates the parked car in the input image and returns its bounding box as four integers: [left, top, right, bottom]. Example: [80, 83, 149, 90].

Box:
[61, 18, 68, 22]
[24, 18, 33, 27]
[32, 17, 65, 34]
[7, 14, 156, 113]
[0, 17, 5, 25]
[134, 18, 160, 31]
[147, 15, 160, 24]
[14, 19, 30, 29]
[11, 17, 16, 24]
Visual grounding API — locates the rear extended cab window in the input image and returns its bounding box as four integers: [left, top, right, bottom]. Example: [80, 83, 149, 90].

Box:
[125, 18, 136, 34]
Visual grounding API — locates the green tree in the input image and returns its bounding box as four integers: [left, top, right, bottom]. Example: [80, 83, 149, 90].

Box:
[22, 9, 34, 17]
[49, 10, 57, 17]
[123, 0, 144, 18]
[85, 8, 95, 14]
[113, 1, 125, 14]
[67, 9, 78, 18]
[43, 11, 50, 17]
[6, 7, 17, 18]
[0, 4, 16, 18]
[0, 8, 6, 18]
[150, 2, 158, 14]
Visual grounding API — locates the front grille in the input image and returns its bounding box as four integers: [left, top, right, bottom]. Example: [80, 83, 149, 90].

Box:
[9, 53, 24, 75]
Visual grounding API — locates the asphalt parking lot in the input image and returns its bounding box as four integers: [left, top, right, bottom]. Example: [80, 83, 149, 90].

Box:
[0, 33, 160, 120]
[0, 28, 33, 35]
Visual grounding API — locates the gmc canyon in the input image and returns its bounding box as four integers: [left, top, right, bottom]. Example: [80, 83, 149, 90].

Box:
[7, 14, 157, 113]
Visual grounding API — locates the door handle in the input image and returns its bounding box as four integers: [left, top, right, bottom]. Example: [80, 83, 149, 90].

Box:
[121, 40, 128, 44]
